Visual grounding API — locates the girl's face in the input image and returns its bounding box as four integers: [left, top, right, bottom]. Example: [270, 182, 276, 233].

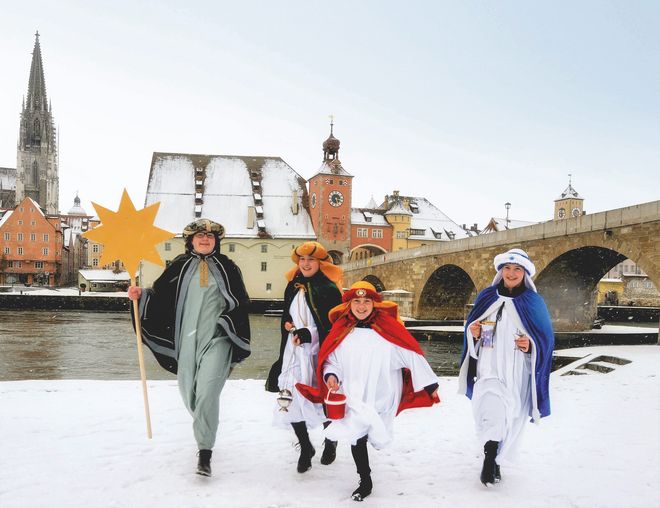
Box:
[502, 263, 525, 289]
[298, 255, 320, 277]
[350, 297, 374, 320]
[191, 232, 216, 255]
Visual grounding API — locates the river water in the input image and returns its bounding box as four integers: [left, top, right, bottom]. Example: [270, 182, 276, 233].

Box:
[0, 310, 464, 381]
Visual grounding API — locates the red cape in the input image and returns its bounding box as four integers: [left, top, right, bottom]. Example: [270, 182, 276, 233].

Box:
[296, 305, 440, 415]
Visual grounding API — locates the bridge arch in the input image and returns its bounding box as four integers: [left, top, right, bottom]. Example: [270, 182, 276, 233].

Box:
[328, 250, 344, 265]
[416, 264, 477, 320]
[534, 246, 630, 330]
[350, 244, 387, 262]
[362, 274, 386, 292]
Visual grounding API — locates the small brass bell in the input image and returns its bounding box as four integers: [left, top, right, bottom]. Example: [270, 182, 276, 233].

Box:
[277, 389, 293, 412]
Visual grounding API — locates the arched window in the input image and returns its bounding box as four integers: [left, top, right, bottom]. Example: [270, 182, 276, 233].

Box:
[33, 118, 41, 137]
[29, 160, 38, 186]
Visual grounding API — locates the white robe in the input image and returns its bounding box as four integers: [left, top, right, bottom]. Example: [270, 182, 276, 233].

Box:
[461, 296, 535, 462]
[273, 290, 326, 428]
[322, 327, 438, 449]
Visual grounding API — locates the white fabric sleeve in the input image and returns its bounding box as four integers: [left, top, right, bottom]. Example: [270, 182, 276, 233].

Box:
[323, 350, 342, 383]
[393, 347, 439, 392]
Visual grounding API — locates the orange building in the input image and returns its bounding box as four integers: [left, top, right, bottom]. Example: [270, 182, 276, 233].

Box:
[0, 197, 62, 285]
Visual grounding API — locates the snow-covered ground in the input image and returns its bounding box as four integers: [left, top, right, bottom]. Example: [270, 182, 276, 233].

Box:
[2, 345, 659, 508]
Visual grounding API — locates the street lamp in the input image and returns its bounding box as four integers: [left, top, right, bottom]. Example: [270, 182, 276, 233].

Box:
[505, 202, 511, 229]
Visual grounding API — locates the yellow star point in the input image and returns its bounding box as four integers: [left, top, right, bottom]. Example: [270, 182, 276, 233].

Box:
[82, 189, 175, 276]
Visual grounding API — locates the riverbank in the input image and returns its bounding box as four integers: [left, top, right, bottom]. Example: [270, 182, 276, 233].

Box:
[2, 344, 658, 508]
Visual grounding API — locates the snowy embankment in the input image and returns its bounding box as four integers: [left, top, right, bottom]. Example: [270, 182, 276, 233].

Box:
[2, 345, 659, 508]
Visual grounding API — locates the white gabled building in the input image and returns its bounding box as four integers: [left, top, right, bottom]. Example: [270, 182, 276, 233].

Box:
[141, 152, 316, 300]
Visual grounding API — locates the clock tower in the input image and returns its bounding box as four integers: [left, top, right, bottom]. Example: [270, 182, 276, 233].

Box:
[308, 120, 353, 263]
[554, 174, 584, 220]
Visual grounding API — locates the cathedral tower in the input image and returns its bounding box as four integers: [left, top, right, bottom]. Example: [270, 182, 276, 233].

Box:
[16, 31, 59, 214]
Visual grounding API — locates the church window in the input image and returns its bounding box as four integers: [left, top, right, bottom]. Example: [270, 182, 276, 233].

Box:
[30, 161, 38, 186]
[372, 229, 383, 239]
[30, 233, 36, 241]
[33, 118, 41, 138]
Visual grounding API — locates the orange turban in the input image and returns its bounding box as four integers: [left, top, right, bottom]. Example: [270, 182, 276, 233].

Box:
[285, 241, 343, 288]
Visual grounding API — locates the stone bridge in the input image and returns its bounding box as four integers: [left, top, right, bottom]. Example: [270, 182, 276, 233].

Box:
[342, 201, 660, 331]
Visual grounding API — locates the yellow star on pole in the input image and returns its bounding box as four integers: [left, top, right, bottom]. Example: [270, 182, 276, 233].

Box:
[82, 189, 175, 276]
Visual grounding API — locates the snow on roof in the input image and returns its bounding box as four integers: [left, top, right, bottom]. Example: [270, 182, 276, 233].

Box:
[486, 217, 538, 231]
[0, 210, 13, 229]
[556, 183, 582, 200]
[385, 200, 412, 216]
[365, 196, 378, 209]
[406, 197, 469, 241]
[79, 270, 130, 282]
[309, 161, 352, 178]
[0, 167, 16, 190]
[146, 153, 315, 239]
[351, 209, 390, 226]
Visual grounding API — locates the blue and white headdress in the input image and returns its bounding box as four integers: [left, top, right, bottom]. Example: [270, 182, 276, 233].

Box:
[492, 248, 537, 292]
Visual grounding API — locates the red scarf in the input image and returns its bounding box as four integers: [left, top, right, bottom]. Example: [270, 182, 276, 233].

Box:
[296, 307, 440, 414]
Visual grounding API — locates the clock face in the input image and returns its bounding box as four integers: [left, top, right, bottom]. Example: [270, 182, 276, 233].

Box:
[328, 190, 344, 207]
[572, 207, 581, 217]
[558, 207, 566, 219]
[311, 193, 317, 208]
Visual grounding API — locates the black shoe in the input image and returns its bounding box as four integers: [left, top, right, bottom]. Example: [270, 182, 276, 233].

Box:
[480, 440, 499, 486]
[351, 474, 373, 502]
[297, 444, 315, 473]
[494, 463, 501, 483]
[196, 449, 212, 477]
[320, 439, 337, 465]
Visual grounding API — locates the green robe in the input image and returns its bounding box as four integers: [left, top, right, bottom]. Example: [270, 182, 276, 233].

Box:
[177, 261, 233, 450]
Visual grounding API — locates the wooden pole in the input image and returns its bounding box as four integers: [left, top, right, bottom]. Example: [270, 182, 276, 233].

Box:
[131, 276, 153, 439]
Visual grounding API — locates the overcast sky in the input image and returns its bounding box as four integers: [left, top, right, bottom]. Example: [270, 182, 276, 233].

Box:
[1, 1, 658, 226]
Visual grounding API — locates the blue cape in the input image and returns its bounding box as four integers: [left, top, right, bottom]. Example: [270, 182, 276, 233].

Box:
[460, 285, 555, 418]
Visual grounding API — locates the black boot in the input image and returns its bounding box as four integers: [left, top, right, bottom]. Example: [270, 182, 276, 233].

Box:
[196, 449, 212, 477]
[351, 435, 372, 501]
[292, 422, 315, 473]
[321, 438, 338, 465]
[494, 463, 502, 483]
[320, 422, 337, 465]
[480, 440, 499, 486]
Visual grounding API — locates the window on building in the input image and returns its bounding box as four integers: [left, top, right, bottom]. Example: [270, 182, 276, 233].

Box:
[17, 247, 23, 255]
[396, 231, 407, 239]
[17, 233, 23, 241]
[3, 233, 9, 241]
[30, 233, 36, 241]
[3, 247, 9, 255]
[92, 244, 99, 253]
[17, 220, 23, 225]
[164, 242, 171, 252]
[92, 258, 99, 267]
[7, 261, 13, 268]
[43, 234, 49, 241]
[31, 220, 36, 226]
[228, 244, 235, 252]
[357, 228, 368, 238]
[35, 261, 44, 269]
[261, 262, 267, 272]
[266, 283, 272, 291]
[372, 229, 383, 239]
[261, 244, 268, 253]
[43, 248, 49, 256]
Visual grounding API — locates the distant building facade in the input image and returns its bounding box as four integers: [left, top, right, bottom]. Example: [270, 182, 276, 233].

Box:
[140, 153, 316, 299]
